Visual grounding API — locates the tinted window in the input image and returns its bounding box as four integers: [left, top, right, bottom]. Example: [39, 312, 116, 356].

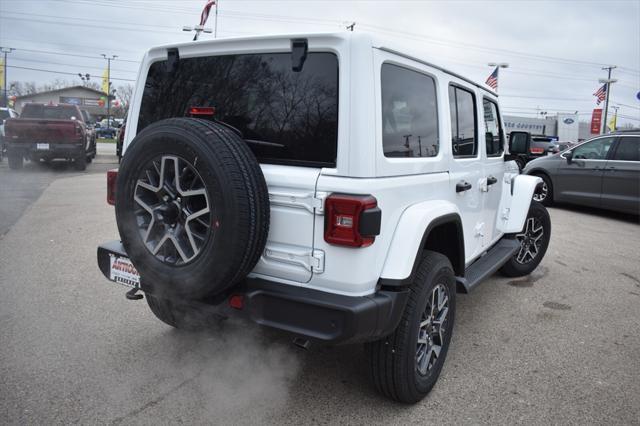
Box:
[0, 110, 10, 120]
[612, 137, 639, 161]
[572, 137, 615, 160]
[381, 64, 438, 158]
[509, 132, 528, 153]
[21, 104, 79, 120]
[449, 86, 477, 157]
[139, 52, 339, 167]
[482, 98, 503, 156]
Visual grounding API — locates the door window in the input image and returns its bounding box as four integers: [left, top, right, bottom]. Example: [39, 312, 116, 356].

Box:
[482, 98, 504, 157]
[612, 137, 639, 161]
[381, 64, 439, 158]
[572, 137, 615, 160]
[449, 86, 477, 157]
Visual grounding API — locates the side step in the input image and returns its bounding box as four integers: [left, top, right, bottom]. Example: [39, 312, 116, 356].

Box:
[456, 238, 520, 293]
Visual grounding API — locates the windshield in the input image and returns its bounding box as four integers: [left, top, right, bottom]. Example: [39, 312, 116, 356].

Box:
[21, 104, 79, 120]
[138, 52, 339, 167]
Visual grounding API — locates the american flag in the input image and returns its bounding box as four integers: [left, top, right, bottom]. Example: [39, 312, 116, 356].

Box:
[593, 84, 607, 105]
[199, 0, 216, 26]
[485, 67, 498, 90]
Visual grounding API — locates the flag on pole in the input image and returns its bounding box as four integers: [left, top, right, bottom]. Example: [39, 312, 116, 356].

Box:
[607, 113, 617, 132]
[485, 67, 498, 90]
[101, 68, 109, 95]
[593, 84, 606, 105]
[200, 0, 216, 26]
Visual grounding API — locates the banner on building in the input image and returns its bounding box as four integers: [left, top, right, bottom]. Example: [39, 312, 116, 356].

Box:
[590, 109, 602, 134]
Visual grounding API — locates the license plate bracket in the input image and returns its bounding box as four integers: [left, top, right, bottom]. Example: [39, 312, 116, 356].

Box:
[36, 143, 50, 150]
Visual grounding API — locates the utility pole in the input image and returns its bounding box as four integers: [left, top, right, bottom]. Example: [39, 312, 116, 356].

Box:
[1, 47, 15, 108]
[599, 65, 617, 134]
[101, 54, 117, 128]
[214, 0, 219, 38]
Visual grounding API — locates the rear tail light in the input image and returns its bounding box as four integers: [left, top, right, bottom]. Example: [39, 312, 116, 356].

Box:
[229, 294, 244, 310]
[107, 169, 118, 205]
[75, 123, 83, 138]
[529, 147, 544, 154]
[324, 194, 381, 247]
[189, 106, 216, 116]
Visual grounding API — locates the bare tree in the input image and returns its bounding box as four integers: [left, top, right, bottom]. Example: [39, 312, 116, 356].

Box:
[116, 83, 134, 116]
[9, 81, 38, 96]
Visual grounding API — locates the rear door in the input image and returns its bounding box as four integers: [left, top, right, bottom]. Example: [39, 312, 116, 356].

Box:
[134, 50, 340, 283]
[601, 135, 640, 214]
[554, 136, 615, 207]
[448, 84, 485, 261]
[481, 97, 506, 245]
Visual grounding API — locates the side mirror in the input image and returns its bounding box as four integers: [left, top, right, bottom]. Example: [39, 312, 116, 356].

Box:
[564, 151, 573, 164]
[508, 131, 531, 155]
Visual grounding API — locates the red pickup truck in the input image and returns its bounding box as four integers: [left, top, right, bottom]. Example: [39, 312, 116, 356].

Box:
[4, 103, 96, 170]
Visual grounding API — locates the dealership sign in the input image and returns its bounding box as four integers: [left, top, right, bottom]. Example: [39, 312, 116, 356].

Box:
[590, 109, 602, 134]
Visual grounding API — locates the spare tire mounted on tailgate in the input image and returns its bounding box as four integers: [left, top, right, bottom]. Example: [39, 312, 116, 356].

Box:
[115, 118, 270, 300]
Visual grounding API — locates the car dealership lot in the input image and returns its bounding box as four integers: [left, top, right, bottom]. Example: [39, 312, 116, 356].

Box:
[0, 161, 639, 424]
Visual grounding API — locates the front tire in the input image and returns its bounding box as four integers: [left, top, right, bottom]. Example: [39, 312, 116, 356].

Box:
[74, 153, 87, 171]
[500, 201, 551, 277]
[532, 174, 553, 206]
[366, 251, 456, 403]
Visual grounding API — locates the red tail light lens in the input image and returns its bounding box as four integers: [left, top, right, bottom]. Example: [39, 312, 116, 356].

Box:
[229, 294, 244, 310]
[324, 194, 380, 248]
[107, 169, 118, 205]
[189, 106, 216, 116]
[529, 147, 544, 154]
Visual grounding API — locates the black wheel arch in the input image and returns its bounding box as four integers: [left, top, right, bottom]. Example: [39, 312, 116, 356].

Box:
[378, 213, 465, 289]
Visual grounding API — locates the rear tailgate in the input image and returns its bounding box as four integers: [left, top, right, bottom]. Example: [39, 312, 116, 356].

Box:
[5, 118, 79, 143]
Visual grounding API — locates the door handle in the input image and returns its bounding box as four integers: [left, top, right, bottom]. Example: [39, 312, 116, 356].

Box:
[456, 181, 472, 193]
[487, 176, 498, 186]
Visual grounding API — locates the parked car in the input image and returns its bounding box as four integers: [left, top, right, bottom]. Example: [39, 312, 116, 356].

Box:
[116, 119, 126, 161]
[509, 133, 560, 170]
[81, 109, 97, 157]
[96, 32, 549, 403]
[4, 103, 96, 170]
[0, 107, 19, 161]
[95, 122, 117, 139]
[522, 131, 639, 214]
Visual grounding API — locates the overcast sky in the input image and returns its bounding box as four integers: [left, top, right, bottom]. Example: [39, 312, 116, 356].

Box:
[1, 0, 639, 126]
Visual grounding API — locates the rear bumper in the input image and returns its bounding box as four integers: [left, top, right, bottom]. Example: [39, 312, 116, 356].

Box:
[97, 240, 408, 344]
[7, 142, 84, 158]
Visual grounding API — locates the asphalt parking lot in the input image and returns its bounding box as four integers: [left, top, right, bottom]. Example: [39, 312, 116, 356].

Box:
[1, 149, 639, 425]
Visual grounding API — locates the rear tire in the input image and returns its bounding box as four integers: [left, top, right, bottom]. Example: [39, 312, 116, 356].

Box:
[366, 251, 456, 403]
[8, 151, 23, 170]
[146, 294, 224, 331]
[500, 201, 551, 277]
[74, 153, 87, 171]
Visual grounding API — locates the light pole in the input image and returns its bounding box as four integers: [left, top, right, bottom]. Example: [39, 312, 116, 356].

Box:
[1, 47, 14, 108]
[101, 54, 117, 128]
[182, 25, 212, 41]
[488, 62, 509, 92]
[599, 65, 617, 134]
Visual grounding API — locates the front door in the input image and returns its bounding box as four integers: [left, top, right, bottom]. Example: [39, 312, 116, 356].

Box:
[555, 136, 616, 207]
[601, 136, 640, 214]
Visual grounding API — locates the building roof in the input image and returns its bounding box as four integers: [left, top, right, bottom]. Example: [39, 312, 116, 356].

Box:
[15, 85, 106, 100]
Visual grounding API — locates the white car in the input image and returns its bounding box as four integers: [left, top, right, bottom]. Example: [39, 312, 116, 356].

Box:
[96, 32, 549, 403]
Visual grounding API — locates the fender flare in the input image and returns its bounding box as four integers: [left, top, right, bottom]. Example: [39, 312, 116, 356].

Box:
[379, 200, 464, 287]
[497, 174, 542, 234]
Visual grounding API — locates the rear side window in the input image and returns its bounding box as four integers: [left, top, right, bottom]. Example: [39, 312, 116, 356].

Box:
[612, 137, 639, 161]
[482, 98, 504, 157]
[449, 86, 477, 157]
[138, 52, 339, 167]
[381, 64, 439, 158]
[21, 104, 79, 120]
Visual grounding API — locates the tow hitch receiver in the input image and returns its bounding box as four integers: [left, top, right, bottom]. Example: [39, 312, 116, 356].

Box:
[126, 288, 144, 301]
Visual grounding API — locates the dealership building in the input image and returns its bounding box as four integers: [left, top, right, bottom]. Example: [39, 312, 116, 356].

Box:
[12, 86, 109, 119]
[504, 113, 593, 142]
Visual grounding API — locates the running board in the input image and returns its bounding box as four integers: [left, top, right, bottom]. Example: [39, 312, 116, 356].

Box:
[456, 238, 520, 293]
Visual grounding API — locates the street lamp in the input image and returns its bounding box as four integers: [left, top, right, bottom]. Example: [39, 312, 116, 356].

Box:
[183, 25, 212, 41]
[77, 73, 90, 86]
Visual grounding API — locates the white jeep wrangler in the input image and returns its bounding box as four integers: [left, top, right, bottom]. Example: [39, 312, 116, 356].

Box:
[97, 32, 550, 403]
